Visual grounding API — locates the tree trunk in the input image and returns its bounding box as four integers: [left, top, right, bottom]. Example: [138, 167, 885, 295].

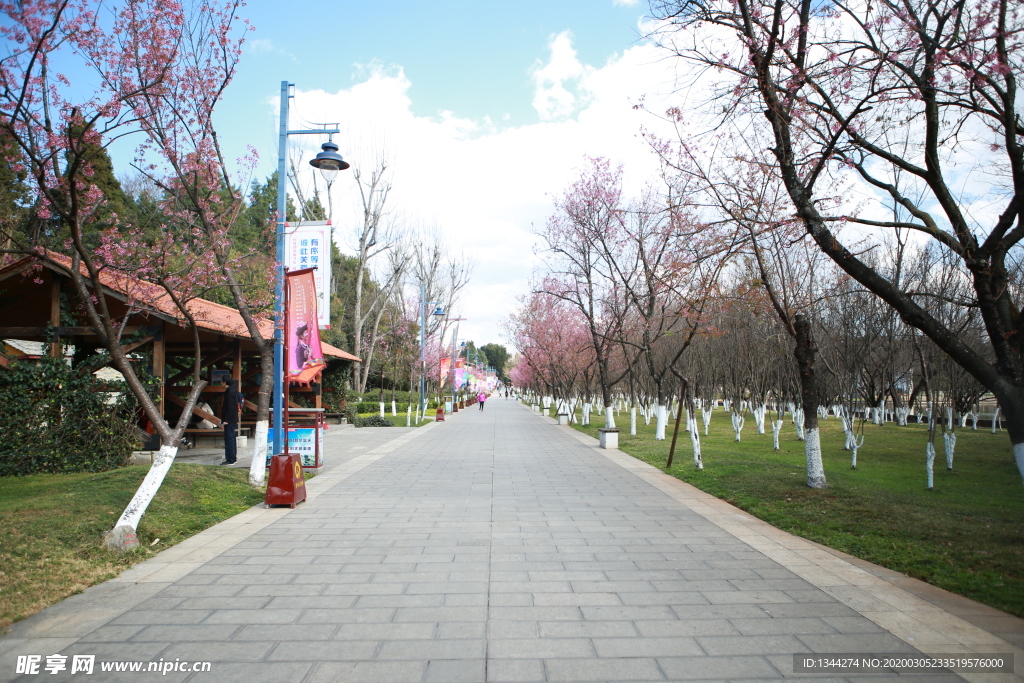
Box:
[795, 314, 826, 488]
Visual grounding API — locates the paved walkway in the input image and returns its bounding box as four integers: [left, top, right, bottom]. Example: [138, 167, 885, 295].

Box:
[2, 399, 1021, 682]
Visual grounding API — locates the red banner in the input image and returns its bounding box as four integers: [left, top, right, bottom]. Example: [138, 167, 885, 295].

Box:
[286, 269, 325, 384]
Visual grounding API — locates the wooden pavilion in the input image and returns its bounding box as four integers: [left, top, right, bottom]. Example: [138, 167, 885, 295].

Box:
[0, 251, 359, 443]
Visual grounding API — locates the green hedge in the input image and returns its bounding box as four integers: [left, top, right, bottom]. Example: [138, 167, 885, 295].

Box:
[0, 358, 140, 476]
[354, 415, 394, 428]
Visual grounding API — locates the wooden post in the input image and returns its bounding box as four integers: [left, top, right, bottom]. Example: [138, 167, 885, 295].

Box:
[49, 278, 61, 358]
[232, 340, 242, 381]
[153, 328, 166, 421]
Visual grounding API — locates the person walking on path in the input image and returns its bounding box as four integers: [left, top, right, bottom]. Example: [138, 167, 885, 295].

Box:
[477, 390, 487, 410]
[219, 379, 243, 465]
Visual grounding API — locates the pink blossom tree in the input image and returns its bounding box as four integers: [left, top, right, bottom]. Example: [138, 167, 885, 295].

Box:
[0, 0, 256, 549]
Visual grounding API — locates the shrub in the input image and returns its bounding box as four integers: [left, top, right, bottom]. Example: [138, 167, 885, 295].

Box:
[0, 358, 140, 475]
[354, 415, 394, 428]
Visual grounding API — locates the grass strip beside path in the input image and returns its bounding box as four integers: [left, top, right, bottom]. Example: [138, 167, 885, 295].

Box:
[570, 412, 1024, 619]
[0, 464, 264, 630]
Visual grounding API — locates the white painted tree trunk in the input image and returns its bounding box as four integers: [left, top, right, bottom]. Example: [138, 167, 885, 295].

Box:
[896, 407, 909, 426]
[104, 444, 178, 551]
[655, 404, 668, 440]
[945, 407, 953, 429]
[644, 402, 653, 426]
[629, 406, 637, 436]
[992, 406, 1001, 433]
[249, 420, 269, 487]
[805, 427, 826, 488]
[582, 402, 591, 426]
[794, 408, 805, 440]
[787, 402, 796, 422]
[970, 412, 979, 430]
[752, 404, 766, 435]
[1014, 442, 1024, 485]
[723, 398, 731, 411]
[771, 419, 782, 450]
[406, 404, 411, 427]
[604, 406, 615, 429]
[731, 411, 745, 441]
[841, 415, 855, 450]
[390, 400, 397, 416]
[702, 404, 711, 436]
[689, 411, 703, 470]
[379, 402, 385, 417]
[684, 405, 692, 433]
[850, 433, 864, 469]
[817, 405, 828, 419]
[926, 441, 936, 489]
[944, 431, 956, 470]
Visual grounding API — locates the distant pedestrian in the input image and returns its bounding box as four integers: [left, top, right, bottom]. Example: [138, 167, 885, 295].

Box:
[478, 391, 487, 411]
[220, 379, 244, 465]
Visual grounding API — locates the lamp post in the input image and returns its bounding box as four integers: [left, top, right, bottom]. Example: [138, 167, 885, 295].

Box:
[273, 80, 350, 455]
[419, 282, 445, 416]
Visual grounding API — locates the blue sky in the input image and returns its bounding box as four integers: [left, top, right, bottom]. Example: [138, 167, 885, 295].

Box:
[227, 1, 649, 135]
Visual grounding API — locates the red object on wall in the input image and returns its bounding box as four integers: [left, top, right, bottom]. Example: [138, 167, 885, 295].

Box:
[265, 454, 307, 508]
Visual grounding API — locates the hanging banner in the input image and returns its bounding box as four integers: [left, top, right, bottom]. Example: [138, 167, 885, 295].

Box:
[286, 268, 326, 384]
[285, 220, 331, 329]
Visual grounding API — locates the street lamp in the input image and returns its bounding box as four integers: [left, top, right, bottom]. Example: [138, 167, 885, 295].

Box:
[419, 282, 445, 415]
[273, 81, 350, 456]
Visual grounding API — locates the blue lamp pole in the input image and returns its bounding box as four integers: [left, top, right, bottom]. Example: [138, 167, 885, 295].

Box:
[273, 81, 349, 455]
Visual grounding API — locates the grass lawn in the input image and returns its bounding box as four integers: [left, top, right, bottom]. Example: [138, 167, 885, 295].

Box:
[568, 408, 1024, 619]
[0, 464, 264, 630]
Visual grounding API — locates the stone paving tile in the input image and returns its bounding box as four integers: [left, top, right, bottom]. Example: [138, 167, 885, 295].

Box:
[5, 402, 1020, 683]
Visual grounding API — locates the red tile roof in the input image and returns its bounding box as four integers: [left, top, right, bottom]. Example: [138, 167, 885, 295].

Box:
[3, 250, 360, 362]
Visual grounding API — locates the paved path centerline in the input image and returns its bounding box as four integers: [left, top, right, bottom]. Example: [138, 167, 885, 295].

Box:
[1, 399, 1021, 683]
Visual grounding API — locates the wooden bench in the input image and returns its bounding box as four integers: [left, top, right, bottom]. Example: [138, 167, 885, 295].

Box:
[181, 424, 254, 448]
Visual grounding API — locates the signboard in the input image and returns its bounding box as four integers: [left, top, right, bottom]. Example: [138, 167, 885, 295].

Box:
[285, 220, 331, 329]
[286, 268, 325, 383]
[267, 427, 323, 468]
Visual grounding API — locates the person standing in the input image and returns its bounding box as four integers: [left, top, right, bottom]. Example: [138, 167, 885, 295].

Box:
[219, 379, 243, 465]
[477, 391, 487, 411]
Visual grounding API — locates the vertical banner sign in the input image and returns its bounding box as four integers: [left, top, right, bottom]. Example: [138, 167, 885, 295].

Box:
[285, 269, 326, 383]
[285, 220, 331, 329]
[455, 359, 466, 389]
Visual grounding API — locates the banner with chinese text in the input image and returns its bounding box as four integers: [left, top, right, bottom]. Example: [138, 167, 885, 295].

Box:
[285, 220, 331, 329]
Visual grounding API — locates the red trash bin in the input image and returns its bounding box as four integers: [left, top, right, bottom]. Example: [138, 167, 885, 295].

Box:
[265, 454, 307, 508]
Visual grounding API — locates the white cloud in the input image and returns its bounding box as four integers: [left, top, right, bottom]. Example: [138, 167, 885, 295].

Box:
[287, 38, 687, 344]
[613, 0, 641, 5]
[530, 31, 593, 121]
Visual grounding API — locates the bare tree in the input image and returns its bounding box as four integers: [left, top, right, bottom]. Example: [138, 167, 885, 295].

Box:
[650, 0, 1024, 483]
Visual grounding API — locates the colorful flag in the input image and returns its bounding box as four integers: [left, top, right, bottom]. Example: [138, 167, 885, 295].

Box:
[286, 268, 325, 383]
